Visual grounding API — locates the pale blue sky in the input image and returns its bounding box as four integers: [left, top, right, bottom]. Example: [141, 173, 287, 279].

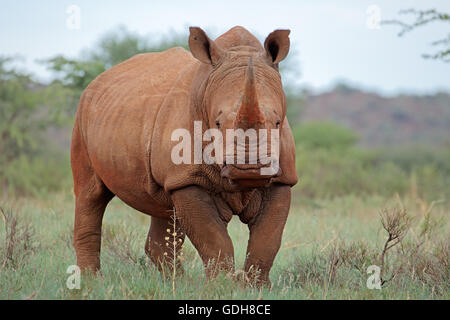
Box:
[1, 0, 449, 95]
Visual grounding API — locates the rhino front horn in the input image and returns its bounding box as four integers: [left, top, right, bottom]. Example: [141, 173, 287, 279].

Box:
[235, 57, 265, 129]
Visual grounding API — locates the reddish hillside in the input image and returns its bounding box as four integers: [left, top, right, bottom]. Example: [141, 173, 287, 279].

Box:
[299, 86, 450, 147]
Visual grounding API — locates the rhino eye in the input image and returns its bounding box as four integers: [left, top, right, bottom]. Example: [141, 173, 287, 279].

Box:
[276, 120, 281, 128]
[215, 120, 221, 128]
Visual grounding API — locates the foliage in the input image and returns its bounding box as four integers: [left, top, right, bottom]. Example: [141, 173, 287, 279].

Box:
[0, 206, 37, 270]
[383, 9, 450, 62]
[44, 26, 189, 95]
[1, 153, 71, 197]
[0, 58, 72, 195]
[285, 90, 304, 126]
[293, 122, 358, 150]
[293, 123, 450, 200]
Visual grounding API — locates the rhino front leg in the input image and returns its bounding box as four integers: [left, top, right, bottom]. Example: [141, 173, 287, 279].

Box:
[145, 216, 185, 276]
[244, 185, 291, 286]
[171, 186, 234, 278]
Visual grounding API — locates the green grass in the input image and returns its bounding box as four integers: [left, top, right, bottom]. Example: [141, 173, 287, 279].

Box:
[0, 190, 448, 300]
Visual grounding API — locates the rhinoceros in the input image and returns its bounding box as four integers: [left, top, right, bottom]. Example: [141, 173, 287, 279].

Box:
[71, 26, 298, 285]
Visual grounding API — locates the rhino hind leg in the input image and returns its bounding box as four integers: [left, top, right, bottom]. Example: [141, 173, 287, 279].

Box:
[145, 216, 185, 276]
[71, 122, 114, 272]
[73, 174, 114, 272]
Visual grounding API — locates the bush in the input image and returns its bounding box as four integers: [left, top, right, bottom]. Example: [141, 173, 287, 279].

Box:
[293, 122, 450, 200]
[1, 154, 71, 197]
[293, 122, 359, 150]
[295, 145, 408, 198]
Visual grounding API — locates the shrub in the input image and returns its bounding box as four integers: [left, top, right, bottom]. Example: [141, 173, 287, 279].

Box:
[293, 122, 359, 150]
[0, 153, 71, 197]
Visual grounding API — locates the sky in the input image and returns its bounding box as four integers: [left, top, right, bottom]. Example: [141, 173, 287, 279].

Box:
[1, 0, 449, 96]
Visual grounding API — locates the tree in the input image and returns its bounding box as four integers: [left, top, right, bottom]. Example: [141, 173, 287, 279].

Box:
[383, 9, 450, 62]
[44, 26, 189, 95]
[0, 57, 72, 193]
[292, 122, 359, 150]
[44, 26, 305, 121]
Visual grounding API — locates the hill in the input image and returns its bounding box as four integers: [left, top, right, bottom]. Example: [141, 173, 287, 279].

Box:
[298, 85, 450, 147]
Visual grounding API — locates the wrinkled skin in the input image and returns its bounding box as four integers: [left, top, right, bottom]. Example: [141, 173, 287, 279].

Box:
[71, 26, 298, 286]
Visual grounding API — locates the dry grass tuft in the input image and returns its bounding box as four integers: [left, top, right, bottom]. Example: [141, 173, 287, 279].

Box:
[0, 206, 37, 270]
[163, 208, 184, 297]
[102, 224, 141, 265]
[278, 202, 447, 297]
[378, 207, 412, 285]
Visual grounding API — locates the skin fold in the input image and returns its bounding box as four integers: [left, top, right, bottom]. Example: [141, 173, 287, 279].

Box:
[71, 26, 298, 286]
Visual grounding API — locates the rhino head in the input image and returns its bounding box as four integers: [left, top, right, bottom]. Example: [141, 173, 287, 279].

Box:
[189, 26, 290, 188]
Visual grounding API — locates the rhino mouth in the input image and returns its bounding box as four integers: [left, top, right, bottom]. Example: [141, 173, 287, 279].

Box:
[220, 163, 282, 187]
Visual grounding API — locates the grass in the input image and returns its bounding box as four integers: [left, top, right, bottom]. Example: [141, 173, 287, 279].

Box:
[0, 189, 448, 300]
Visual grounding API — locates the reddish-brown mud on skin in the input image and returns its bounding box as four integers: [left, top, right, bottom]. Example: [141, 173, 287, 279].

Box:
[234, 57, 266, 130]
[71, 25, 298, 286]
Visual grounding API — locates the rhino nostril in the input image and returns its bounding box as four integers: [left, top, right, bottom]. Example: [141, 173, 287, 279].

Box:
[220, 165, 230, 178]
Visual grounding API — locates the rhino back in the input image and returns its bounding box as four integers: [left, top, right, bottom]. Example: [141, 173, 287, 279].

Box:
[75, 47, 195, 215]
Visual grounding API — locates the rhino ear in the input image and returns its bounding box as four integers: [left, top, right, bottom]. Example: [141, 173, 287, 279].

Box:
[189, 27, 224, 66]
[264, 29, 290, 65]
